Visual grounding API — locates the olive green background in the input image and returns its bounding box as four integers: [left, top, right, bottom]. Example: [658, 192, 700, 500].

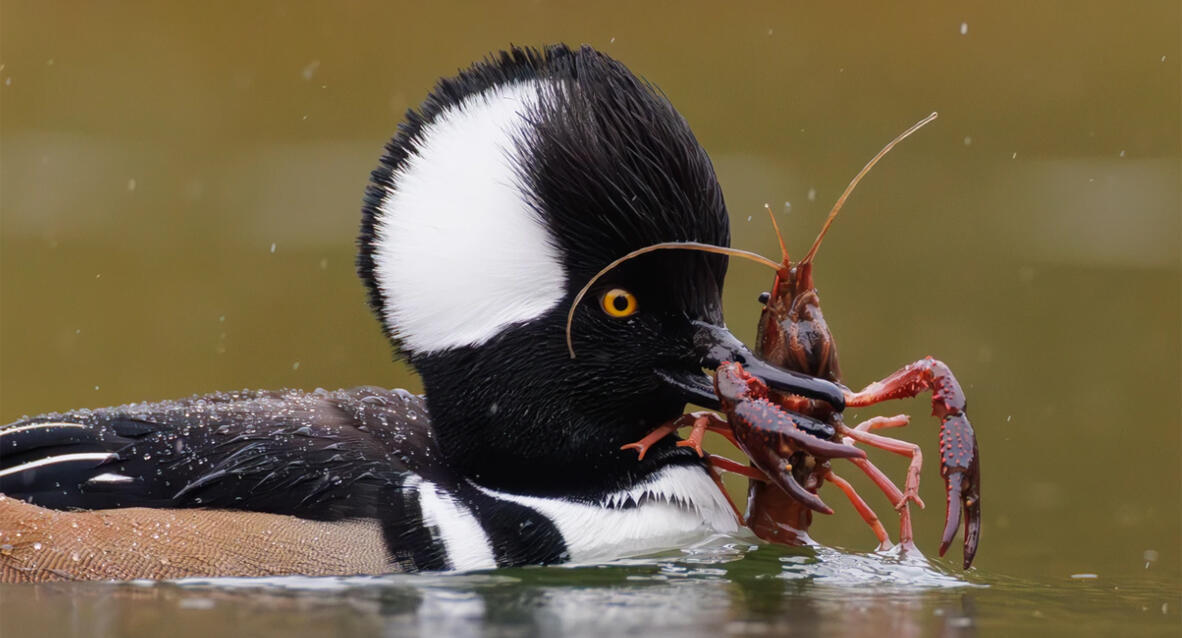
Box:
[1, 2, 1178, 636]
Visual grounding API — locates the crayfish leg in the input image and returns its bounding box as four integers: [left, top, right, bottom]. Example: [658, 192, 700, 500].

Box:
[838, 422, 925, 510]
[854, 414, 911, 433]
[674, 415, 711, 456]
[844, 456, 914, 544]
[702, 418, 741, 448]
[703, 462, 745, 525]
[706, 454, 769, 482]
[675, 412, 740, 456]
[845, 456, 905, 505]
[620, 422, 677, 460]
[622, 412, 733, 460]
[825, 469, 891, 550]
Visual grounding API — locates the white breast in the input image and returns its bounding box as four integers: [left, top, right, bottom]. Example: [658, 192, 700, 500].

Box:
[408, 476, 498, 571]
[476, 465, 740, 564]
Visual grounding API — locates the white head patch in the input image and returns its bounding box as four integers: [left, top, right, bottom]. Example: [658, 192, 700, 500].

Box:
[372, 80, 566, 354]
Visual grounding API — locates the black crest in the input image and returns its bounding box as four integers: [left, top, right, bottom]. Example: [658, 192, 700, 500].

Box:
[357, 44, 729, 350]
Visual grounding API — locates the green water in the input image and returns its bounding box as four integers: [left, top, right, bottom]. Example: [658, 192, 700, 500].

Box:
[1, 2, 1178, 636]
[0, 544, 1177, 637]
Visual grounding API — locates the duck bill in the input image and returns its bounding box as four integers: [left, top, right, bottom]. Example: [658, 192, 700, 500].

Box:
[658, 321, 846, 411]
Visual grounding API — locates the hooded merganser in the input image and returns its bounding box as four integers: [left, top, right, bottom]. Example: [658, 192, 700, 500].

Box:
[0, 44, 844, 582]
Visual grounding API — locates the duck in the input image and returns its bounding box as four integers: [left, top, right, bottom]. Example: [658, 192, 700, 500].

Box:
[0, 44, 844, 582]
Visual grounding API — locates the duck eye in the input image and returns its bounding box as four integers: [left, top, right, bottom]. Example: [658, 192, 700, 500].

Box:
[600, 288, 638, 318]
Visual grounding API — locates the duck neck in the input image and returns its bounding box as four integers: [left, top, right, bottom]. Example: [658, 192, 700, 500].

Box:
[413, 351, 701, 500]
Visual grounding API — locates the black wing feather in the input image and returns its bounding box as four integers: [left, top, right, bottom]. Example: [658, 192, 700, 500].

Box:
[0, 387, 433, 522]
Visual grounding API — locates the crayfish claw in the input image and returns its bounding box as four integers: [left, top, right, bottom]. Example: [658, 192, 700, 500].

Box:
[963, 491, 981, 569]
[940, 463, 981, 568]
[775, 464, 834, 515]
[961, 442, 982, 569]
[771, 411, 866, 460]
[939, 472, 963, 558]
[798, 435, 866, 460]
[937, 412, 980, 567]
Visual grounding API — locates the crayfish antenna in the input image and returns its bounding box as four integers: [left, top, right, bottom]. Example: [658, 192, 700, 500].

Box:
[763, 203, 791, 265]
[565, 241, 781, 358]
[800, 112, 939, 266]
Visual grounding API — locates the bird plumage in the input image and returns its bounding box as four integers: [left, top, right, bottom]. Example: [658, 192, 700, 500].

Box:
[0, 44, 842, 582]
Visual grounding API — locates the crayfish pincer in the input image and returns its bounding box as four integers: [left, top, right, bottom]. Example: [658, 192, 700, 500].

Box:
[714, 361, 865, 515]
[743, 111, 982, 569]
[598, 113, 982, 568]
[843, 357, 981, 563]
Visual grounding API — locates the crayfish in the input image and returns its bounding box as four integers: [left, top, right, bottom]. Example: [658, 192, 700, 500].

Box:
[612, 112, 981, 568]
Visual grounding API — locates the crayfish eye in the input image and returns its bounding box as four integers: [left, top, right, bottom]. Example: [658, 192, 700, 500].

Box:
[758, 291, 771, 304]
[600, 288, 638, 318]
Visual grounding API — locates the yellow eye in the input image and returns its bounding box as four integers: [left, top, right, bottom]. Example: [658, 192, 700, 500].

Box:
[600, 288, 638, 318]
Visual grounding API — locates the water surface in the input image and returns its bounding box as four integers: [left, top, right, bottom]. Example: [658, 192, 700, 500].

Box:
[0, 541, 1177, 637]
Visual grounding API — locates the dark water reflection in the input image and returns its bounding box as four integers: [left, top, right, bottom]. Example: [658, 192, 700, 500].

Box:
[0, 543, 1177, 637]
[1, 1, 1179, 636]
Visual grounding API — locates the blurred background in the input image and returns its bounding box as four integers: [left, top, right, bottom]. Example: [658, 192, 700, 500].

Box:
[1, 2, 1178, 635]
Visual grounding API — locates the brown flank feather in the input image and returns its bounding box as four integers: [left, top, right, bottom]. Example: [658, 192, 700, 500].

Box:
[0, 495, 395, 582]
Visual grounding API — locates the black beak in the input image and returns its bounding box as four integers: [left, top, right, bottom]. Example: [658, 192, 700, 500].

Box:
[658, 321, 846, 412]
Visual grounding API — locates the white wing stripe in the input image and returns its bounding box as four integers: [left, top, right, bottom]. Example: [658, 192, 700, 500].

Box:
[86, 472, 134, 484]
[0, 422, 86, 438]
[0, 452, 116, 478]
